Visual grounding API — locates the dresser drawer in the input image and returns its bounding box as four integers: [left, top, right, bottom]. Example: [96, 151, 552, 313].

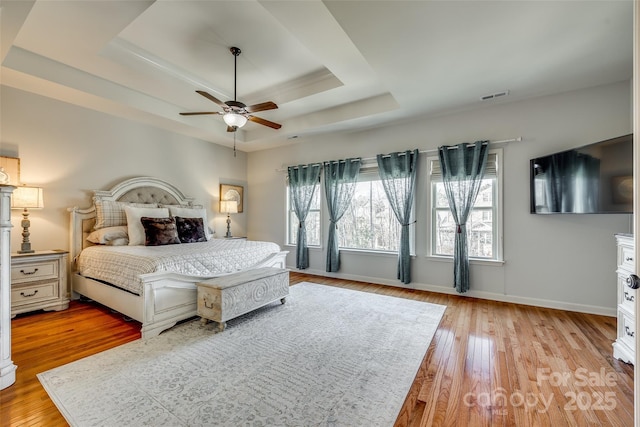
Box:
[619, 310, 636, 350]
[11, 280, 59, 307]
[618, 244, 635, 273]
[619, 274, 637, 314]
[11, 259, 58, 284]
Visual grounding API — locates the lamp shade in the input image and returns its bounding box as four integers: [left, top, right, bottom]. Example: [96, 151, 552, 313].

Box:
[220, 200, 238, 214]
[11, 186, 44, 209]
[223, 113, 248, 128]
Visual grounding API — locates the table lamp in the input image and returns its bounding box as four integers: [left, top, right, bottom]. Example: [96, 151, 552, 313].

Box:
[11, 186, 44, 254]
[220, 200, 238, 238]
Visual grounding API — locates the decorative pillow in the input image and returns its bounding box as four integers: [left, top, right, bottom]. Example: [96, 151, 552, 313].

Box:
[140, 217, 181, 246]
[86, 226, 129, 245]
[94, 200, 158, 230]
[168, 206, 212, 239]
[107, 237, 129, 246]
[175, 216, 207, 243]
[124, 206, 170, 245]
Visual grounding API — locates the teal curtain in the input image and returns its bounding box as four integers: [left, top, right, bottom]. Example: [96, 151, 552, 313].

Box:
[323, 158, 361, 272]
[288, 164, 321, 269]
[376, 149, 419, 284]
[438, 141, 489, 293]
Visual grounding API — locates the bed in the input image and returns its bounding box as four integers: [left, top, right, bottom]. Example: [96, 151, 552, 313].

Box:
[68, 176, 288, 338]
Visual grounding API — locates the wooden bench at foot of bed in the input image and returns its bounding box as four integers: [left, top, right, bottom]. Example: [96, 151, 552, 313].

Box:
[197, 267, 289, 331]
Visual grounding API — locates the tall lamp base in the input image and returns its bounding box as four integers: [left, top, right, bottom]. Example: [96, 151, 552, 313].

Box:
[225, 214, 232, 238]
[18, 209, 34, 254]
[18, 246, 34, 254]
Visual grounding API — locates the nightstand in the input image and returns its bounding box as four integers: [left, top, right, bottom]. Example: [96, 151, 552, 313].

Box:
[11, 250, 69, 318]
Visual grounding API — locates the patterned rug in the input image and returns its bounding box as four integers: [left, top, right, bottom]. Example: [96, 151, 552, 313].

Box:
[38, 282, 446, 426]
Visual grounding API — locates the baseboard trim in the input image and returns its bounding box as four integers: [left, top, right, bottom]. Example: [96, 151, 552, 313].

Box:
[289, 266, 617, 317]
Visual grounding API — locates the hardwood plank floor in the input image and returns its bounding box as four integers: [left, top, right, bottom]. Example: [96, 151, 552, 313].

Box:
[0, 272, 633, 426]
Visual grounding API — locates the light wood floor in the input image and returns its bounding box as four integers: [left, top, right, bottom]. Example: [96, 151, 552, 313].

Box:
[0, 272, 634, 426]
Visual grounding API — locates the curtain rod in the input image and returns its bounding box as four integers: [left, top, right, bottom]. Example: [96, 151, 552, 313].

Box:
[278, 137, 522, 171]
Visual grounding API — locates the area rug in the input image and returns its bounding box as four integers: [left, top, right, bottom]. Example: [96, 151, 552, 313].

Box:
[38, 282, 446, 426]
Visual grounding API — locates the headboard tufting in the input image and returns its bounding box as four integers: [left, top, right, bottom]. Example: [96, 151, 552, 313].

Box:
[69, 177, 196, 266]
[118, 187, 180, 205]
[92, 176, 193, 205]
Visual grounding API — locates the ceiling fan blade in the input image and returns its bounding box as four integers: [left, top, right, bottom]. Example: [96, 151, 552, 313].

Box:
[245, 101, 278, 113]
[248, 115, 282, 130]
[196, 90, 227, 107]
[179, 112, 219, 116]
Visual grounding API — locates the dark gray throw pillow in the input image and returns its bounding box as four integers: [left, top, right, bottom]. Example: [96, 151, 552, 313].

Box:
[175, 216, 207, 243]
[141, 217, 181, 246]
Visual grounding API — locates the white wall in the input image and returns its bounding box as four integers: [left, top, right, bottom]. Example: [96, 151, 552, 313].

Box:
[247, 81, 633, 315]
[1, 82, 631, 315]
[0, 86, 249, 253]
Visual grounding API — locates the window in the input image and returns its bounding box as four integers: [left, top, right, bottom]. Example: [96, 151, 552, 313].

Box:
[428, 149, 502, 261]
[338, 171, 403, 252]
[286, 185, 321, 246]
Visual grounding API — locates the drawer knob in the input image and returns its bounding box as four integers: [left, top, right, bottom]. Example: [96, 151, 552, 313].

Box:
[20, 268, 39, 276]
[626, 256, 634, 262]
[626, 326, 635, 337]
[626, 274, 640, 289]
[624, 292, 635, 302]
[20, 290, 38, 298]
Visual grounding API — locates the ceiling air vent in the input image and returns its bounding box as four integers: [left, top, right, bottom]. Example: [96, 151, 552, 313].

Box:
[480, 90, 510, 101]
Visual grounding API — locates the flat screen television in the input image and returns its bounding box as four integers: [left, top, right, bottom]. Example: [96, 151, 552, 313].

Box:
[530, 134, 633, 214]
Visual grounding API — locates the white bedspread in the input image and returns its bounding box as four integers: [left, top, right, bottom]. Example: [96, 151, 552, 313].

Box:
[77, 239, 281, 295]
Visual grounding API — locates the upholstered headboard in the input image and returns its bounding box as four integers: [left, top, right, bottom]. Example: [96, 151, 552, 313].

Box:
[69, 177, 195, 266]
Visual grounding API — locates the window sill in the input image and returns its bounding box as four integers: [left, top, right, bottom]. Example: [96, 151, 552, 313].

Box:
[284, 245, 415, 258]
[285, 244, 323, 251]
[425, 255, 505, 266]
[340, 248, 414, 258]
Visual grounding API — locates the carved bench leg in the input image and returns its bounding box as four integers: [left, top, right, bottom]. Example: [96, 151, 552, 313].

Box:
[200, 317, 209, 325]
[218, 321, 226, 332]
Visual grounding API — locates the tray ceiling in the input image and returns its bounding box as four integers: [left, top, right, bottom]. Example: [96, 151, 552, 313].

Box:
[1, 0, 633, 152]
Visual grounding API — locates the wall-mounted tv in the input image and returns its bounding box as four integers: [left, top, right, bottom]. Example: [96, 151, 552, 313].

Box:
[530, 134, 633, 214]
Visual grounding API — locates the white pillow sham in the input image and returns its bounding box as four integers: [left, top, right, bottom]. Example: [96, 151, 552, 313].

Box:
[86, 226, 129, 246]
[124, 206, 170, 246]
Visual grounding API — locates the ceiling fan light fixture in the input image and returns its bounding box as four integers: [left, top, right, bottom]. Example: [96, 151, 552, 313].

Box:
[223, 113, 247, 128]
[180, 47, 280, 131]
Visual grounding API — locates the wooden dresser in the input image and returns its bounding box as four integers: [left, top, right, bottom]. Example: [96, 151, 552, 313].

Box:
[613, 234, 636, 364]
[10, 250, 69, 317]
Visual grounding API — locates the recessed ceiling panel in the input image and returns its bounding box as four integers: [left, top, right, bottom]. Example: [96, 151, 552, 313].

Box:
[1, 0, 633, 152]
[117, 1, 329, 101]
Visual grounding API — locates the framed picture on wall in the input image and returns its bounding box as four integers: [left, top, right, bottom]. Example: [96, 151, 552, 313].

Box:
[220, 184, 244, 213]
[0, 156, 20, 185]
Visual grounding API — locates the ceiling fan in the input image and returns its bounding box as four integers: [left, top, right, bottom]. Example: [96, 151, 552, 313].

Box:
[180, 47, 281, 132]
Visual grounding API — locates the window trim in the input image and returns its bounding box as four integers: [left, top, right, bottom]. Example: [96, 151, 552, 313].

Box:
[426, 148, 503, 262]
[432, 177, 496, 259]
